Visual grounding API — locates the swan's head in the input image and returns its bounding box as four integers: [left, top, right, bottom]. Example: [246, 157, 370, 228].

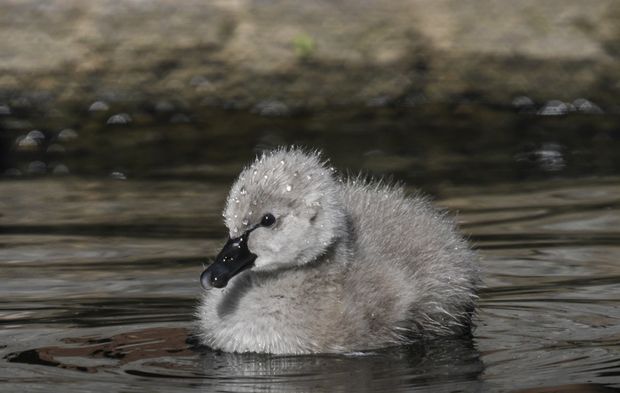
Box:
[200, 148, 346, 289]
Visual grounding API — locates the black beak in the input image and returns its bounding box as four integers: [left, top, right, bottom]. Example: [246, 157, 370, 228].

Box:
[200, 232, 257, 289]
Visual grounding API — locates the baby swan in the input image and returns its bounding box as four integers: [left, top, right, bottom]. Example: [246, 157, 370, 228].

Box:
[197, 148, 479, 354]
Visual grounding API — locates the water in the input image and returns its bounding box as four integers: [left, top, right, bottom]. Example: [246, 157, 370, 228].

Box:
[1, 104, 620, 392]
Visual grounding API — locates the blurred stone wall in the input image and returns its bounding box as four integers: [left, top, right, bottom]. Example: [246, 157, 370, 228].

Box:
[1, 0, 618, 110]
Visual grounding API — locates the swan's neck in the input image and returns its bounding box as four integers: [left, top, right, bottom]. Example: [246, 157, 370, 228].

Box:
[319, 212, 354, 268]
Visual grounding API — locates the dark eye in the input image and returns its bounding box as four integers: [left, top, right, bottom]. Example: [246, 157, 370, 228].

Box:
[260, 213, 276, 227]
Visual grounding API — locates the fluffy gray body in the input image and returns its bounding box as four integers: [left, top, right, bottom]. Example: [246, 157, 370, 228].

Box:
[196, 148, 479, 354]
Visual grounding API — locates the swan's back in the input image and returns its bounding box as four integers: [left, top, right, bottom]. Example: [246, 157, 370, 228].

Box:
[341, 179, 479, 339]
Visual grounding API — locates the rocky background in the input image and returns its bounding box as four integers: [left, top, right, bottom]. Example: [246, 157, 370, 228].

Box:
[1, 0, 619, 112]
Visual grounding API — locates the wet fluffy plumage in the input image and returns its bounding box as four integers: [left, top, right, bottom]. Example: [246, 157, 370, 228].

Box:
[196, 147, 479, 354]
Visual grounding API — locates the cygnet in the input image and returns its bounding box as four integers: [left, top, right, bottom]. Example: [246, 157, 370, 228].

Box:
[196, 147, 479, 354]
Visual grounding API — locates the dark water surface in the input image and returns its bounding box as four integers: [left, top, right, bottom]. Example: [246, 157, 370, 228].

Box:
[1, 105, 620, 392]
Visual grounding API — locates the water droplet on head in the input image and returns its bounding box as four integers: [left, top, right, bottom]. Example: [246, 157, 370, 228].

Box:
[248, 210, 253, 216]
[280, 160, 285, 165]
[264, 174, 268, 179]
[253, 169, 258, 176]
[285, 184, 292, 192]
[242, 219, 249, 226]
[235, 198, 240, 204]
[293, 171, 299, 177]
[306, 175, 312, 180]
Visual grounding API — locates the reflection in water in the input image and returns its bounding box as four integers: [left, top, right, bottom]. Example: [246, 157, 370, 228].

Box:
[196, 339, 483, 393]
[6, 327, 483, 393]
